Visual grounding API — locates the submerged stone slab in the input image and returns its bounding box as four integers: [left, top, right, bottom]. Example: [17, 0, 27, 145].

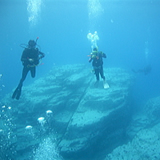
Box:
[1, 64, 134, 160]
[54, 66, 134, 160]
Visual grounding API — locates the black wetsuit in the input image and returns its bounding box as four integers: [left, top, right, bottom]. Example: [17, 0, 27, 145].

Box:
[12, 48, 45, 100]
[89, 51, 106, 81]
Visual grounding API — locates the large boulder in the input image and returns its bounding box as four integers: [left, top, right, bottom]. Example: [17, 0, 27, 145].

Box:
[0, 64, 134, 160]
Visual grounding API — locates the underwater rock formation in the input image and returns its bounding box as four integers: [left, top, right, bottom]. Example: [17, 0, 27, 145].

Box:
[105, 96, 160, 160]
[1, 64, 134, 160]
[105, 124, 160, 160]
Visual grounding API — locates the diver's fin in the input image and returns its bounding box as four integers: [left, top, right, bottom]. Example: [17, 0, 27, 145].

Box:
[12, 87, 22, 100]
[103, 81, 109, 89]
[15, 88, 21, 100]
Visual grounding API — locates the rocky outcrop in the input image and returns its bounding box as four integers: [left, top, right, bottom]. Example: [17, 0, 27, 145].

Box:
[105, 124, 160, 160]
[105, 96, 160, 160]
[0, 64, 134, 160]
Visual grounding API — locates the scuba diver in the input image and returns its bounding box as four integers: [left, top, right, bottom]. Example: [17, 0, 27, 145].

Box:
[89, 47, 107, 86]
[132, 64, 152, 75]
[12, 39, 45, 100]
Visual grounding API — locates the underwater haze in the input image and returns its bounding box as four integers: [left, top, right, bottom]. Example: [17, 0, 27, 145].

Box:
[0, 0, 160, 159]
[0, 0, 160, 101]
[0, 0, 160, 100]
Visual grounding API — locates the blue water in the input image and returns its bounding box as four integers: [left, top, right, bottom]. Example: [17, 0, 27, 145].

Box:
[0, 0, 160, 159]
[0, 0, 160, 102]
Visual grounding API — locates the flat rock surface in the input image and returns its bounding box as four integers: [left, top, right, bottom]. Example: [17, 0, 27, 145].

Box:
[0, 64, 134, 160]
